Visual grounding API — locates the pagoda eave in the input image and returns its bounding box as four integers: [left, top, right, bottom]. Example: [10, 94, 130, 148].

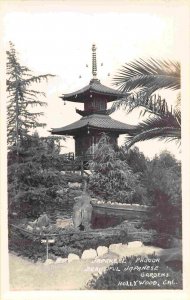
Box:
[60, 81, 129, 103]
[51, 125, 135, 137]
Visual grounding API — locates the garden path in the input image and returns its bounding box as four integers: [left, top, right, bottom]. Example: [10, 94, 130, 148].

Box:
[9, 245, 163, 290]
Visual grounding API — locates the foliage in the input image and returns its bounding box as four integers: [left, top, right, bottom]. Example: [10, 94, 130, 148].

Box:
[125, 114, 181, 148]
[143, 151, 182, 236]
[119, 147, 182, 237]
[8, 221, 129, 261]
[112, 58, 181, 147]
[88, 134, 147, 204]
[113, 58, 180, 93]
[6, 41, 54, 151]
[120, 146, 149, 174]
[8, 133, 67, 218]
[87, 254, 182, 290]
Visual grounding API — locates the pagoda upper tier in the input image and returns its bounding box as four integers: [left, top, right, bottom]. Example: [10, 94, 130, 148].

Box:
[60, 44, 129, 116]
[61, 78, 129, 103]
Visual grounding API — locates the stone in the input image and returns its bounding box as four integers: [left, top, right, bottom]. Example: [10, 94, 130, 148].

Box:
[81, 249, 97, 260]
[68, 253, 80, 263]
[44, 259, 54, 265]
[109, 243, 122, 252]
[128, 241, 143, 248]
[72, 192, 93, 230]
[55, 257, 68, 264]
[26, 225, 33, 231]
[97, 246, 109, 257]
[56, 218, 73, 228]
[68, 182, 81, 188]
[111, 244, 160, 259]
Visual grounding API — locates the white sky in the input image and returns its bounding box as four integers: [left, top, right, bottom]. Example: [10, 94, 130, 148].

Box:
[2, 0, 188, 159]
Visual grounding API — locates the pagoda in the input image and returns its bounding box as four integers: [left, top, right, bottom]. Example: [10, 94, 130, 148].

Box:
[51, 44, 135, 159]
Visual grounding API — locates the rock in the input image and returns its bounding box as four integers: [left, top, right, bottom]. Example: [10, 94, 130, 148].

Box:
[128, 241, 143, 248]
[68, 253, 80, 263]
[110, 244, 161, 259]
[81, 249, 97, 260]
[55, 257, 68, 264]
[97, 246, 109, 257]
[72, 192, 93, 230]
[44, 259, 54, 265]
[109, 243, 122, 252]
[56, 218, 73, 228]
[68, 182, 81, 188]
[26, 225, 33, 231]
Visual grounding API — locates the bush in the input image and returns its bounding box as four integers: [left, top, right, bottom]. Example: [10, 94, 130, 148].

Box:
[87, 255, 182, 290]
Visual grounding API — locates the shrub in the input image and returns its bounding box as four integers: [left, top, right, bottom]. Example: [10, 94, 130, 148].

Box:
[88, 134, 147, 204]
[87, 255, 182, 290]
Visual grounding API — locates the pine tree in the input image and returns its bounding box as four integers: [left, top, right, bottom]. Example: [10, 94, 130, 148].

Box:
[6, 42, 54, 151]
[8, 132, 67, 218]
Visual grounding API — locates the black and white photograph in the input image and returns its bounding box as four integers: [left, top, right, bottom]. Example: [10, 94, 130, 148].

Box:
[0, 0, 190, 299]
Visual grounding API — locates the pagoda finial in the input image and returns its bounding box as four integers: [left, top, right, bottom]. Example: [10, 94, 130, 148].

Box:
[92, 44, 97, 79]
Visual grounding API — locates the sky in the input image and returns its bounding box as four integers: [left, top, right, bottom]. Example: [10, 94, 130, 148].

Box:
[1, 0, 188, 159]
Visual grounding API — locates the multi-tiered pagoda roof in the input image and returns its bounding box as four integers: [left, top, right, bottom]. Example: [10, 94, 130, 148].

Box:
[51, 44, 134, 157]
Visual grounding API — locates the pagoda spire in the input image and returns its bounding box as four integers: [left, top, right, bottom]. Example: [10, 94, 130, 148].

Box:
[92, 44, 97, 79]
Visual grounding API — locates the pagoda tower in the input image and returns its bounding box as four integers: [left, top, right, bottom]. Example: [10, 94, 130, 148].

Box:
[51, 44, 135, 158]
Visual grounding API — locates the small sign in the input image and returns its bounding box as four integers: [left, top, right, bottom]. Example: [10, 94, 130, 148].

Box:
[41, 239, 55, 244]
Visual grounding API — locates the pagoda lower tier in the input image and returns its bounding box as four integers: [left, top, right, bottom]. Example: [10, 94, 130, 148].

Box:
[51, 114, 135, 157]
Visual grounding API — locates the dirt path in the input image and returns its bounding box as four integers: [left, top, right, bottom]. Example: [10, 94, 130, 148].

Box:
[9, 245, 164, 290]
[9, 254, 95, 290]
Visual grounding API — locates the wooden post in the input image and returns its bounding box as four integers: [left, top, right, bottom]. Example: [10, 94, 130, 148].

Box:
[41, 237, 55, 260]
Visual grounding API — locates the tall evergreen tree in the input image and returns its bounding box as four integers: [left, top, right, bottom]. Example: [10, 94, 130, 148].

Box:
[6, 42, 54, 151]
[8, 132, 67, 218]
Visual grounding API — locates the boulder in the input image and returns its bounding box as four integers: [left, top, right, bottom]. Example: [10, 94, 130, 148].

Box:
[110, 244, 161, 258]
[128, 241, 143, 248]
[44, 259, 54, 265]
[68, 253, 80, 263]
[26, 225, 33, 231]
[109, 243, 123, 252]
[81, 249, 97, 260]
[97, 246, 109, 257]
[56, 218, 73, 228]
[55, 257, 68, 264]
[68, 182, 81, 188]
[72, 192, 93, 230]
[30, 213, 50, 228]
